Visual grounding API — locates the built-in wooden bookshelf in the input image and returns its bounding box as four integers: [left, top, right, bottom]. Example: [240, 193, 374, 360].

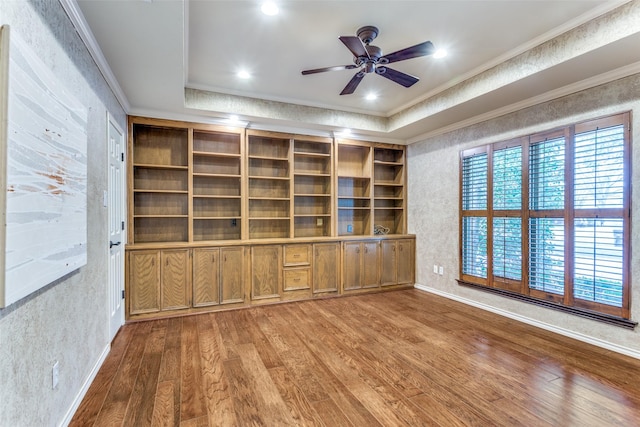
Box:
[128, 118, 406, 244]
[247, 132, 291, 239]
[126, 116, 414, 321]
[374, 147, 406, 235]
[293, 137, 333, 237]
[192, 129, 243, 241]
[132, 124, 189, 243]
[336, 142, 372, 236]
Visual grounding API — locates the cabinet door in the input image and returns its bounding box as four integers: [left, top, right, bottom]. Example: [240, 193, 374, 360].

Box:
[343, 242, 362, 290]
[313, 243, 340, 294]
[128, 250, 160, 315]
[397, 240, 415, 284]
[193, 248, 220, 307]
[161, 249, 190, 310]
[361, 241, 380, 288]
[380, 240, 398, 286]
[251, 245, 282, 300]
[221, 246, 245, 304]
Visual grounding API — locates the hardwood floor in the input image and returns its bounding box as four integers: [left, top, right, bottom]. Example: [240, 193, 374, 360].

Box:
[70, 289, 640, 426]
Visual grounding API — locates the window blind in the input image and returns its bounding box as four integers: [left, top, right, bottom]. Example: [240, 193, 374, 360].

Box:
[529, 218, 564, 294]
[574, 125, 624, 209]
[529, 137, 565, 210]
[462, 216, 487, 278]
[493, 217, 521, 280]
[462, 153, 487, 210]
[493, 146, 521, 210]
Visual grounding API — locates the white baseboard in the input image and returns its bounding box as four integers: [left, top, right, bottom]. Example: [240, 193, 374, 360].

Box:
[414, 283, 640, 360]
[59, 343, 111, 427]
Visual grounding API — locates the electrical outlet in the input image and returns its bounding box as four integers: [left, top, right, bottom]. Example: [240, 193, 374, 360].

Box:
[316, 218, 323, 226]
[347, 224, 353, 233]
[438, 266, 444, 275]
[433, 264, 438, 274]
[52, 361, 59, 389]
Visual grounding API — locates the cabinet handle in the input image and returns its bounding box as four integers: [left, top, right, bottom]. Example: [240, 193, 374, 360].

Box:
[364, 247, 368, 254]
[151, 258, 155, 266]
[224, 255, 227, 262]
[166, 258, 169, 266]
[356, 247, 360, 254]
[400, 246, 403, 252]
[392, 246, 396, 252]
[293, 254, 300, 258]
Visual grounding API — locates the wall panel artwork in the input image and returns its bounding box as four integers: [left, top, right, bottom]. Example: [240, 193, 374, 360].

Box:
[0, 25, 87, 307]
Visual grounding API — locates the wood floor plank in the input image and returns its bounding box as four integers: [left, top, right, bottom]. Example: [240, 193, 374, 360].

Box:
[73, 289, 640, 426]
[91, 321, 154, 427]
[69, 324, 135, 426]
[151, 381, 175, 427]
[197, 314, 236, 426]
[122, 320, 167, 427]
[180, 316, 207, 422]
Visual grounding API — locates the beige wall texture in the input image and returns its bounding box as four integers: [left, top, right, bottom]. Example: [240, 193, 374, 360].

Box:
[0, 1, 125, 425]
[408, 72, 640, 356]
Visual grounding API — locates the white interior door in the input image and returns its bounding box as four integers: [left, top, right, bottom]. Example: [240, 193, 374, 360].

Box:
[108, 114, 125, 341]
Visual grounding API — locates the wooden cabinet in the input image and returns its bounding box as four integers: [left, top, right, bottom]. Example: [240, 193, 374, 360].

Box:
[251, 245, 282, 300]
[193, 246, 246, 306]
[127, 249, 190, 315]
[126, 237, 414, 320]
[313, 242, 340, 294]
[161, 249, 191, 310]
[343, 241, 379, 291]
[128, 250, 160, 315]
[380, 239, 415, 286]
[283, 244, 312, 293]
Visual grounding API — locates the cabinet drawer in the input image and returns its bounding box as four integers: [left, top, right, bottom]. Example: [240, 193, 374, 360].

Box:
[284, 268, 311, 291]
[284, 244, 311, 266]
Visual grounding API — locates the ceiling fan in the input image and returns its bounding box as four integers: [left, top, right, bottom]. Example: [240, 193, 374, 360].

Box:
[301, 26, 435, 95]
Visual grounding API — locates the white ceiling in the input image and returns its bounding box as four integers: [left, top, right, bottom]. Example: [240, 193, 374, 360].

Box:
[73, 0, 640, 143]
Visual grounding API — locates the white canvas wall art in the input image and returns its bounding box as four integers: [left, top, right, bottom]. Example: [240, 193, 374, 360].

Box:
[0, 25, 87, 307]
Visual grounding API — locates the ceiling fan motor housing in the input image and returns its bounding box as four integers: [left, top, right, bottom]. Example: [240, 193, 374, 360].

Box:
[357, 26, 379, 44]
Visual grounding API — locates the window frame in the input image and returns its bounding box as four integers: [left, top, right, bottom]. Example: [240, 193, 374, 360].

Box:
[458, 112, 633, 324]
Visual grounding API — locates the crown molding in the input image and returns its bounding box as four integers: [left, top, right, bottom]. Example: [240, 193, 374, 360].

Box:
[59, 0, 131, 113]
[407, 60, 640, 144]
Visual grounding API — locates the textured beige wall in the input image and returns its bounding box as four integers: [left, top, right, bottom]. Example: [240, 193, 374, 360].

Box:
[408, 73, 640, 356]
[0, 1, 126, 425]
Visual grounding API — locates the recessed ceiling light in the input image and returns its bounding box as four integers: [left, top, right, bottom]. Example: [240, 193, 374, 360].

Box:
[365, 93, 378, 101]
[237, 70, 251, 79]
[433, 49, 447, 59]
[261, 1, 279, 16]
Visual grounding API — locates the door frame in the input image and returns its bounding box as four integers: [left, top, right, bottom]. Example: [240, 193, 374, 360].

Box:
[107, 112, 126, 340]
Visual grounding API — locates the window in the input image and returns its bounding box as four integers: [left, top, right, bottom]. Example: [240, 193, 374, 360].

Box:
[459, 113, 631, 321]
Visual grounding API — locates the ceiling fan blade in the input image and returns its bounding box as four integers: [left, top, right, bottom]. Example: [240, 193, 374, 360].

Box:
[382, 41, 434, 64]
[340, 72, 365, 95]
[301, 65, 358, 75]
[339, 36, 369, 58]
[376, 67, 419, 88]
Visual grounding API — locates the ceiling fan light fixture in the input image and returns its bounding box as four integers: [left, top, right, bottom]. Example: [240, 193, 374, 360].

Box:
[237, 70, 251, 79]
[433, 49, 447, 59]
[261, 1, 279, 16]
